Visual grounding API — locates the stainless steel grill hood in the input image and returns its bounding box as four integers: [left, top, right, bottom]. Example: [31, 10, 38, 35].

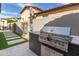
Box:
[39, 26, 74, 56]
[41, 26, 71, 36]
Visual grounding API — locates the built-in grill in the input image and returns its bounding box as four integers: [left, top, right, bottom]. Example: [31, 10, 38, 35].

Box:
[39, 26, 73, 56]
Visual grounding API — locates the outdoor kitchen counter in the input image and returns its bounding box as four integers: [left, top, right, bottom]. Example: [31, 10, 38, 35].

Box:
[71, 35, 79, 45]
[29, 31, 41, 56]
[31, 31, 40, 35]
[29, 31, 79, 56]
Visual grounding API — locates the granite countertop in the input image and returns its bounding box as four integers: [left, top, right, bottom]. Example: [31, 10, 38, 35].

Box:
[71, 35, 79, 45]
[30, 31, 79, 46]
[30, 31, 40, 35]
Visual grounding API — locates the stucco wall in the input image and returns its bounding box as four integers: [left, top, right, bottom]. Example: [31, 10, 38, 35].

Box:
[33, 9, 79, 33]
[20, 8, 42, 33]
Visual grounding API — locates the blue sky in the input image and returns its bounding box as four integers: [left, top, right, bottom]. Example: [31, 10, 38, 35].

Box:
[1, 3, 64, 18]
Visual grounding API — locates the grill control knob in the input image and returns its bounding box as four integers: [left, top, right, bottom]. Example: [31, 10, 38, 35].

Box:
[47, 37, 52, 41]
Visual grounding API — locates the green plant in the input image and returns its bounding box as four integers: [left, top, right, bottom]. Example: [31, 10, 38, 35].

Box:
[6, 18, 18, 23]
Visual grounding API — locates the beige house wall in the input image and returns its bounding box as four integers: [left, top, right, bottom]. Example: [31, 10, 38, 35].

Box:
[33, 9, 79, 32]
[20, 8, 42, 32]
[20, 4, 79, 34]
[19, 8, 42, 39]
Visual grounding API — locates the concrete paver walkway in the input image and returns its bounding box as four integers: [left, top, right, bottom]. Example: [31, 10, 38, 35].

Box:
[0, 43, 37, 56]
[0, 30, 37, 56]
[3, 31, 26, 46]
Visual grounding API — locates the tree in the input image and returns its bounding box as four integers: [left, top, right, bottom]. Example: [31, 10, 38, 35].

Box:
[5, 18, 18, 30]
[6, 18, 17, 23]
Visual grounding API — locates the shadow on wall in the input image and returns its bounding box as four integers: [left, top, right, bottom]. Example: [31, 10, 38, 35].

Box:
[44, 13, 79, 36]
[13, 23, 23, 36]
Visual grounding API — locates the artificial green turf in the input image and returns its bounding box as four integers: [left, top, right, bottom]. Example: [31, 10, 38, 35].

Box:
[0, 32, 28, 50]
[0, 32, 8, 49]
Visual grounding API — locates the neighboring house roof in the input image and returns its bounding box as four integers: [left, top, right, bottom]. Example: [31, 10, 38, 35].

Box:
[20, 6, 43, 14]
[34, 3, 79, 16]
